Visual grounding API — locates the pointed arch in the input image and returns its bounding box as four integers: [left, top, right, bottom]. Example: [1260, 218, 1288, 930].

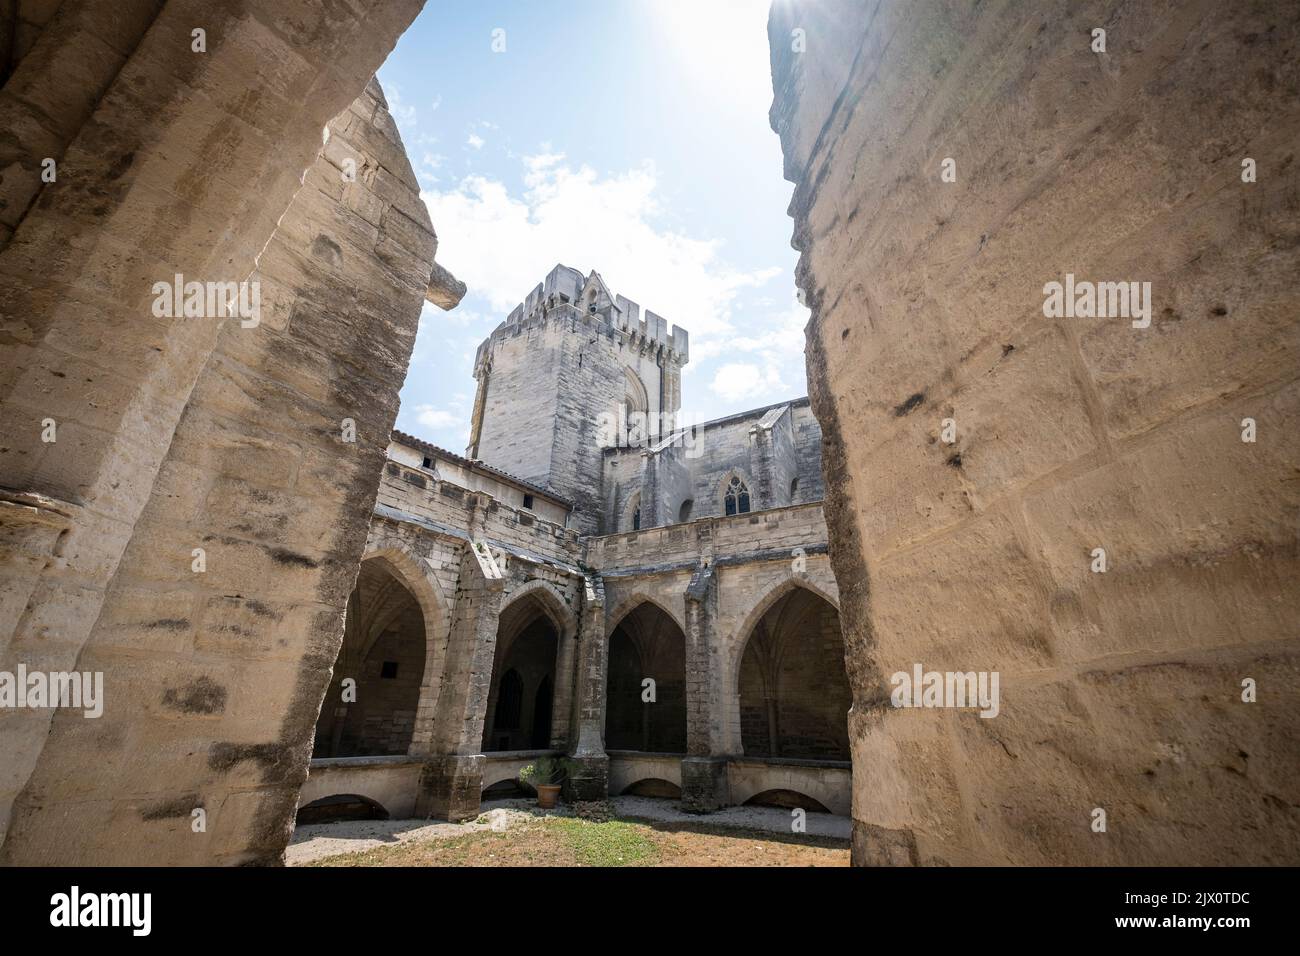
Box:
[732, 578, 848, 761]
[605, 599, 687, 753]
[730, 575, 840, 678]
[499, 578, 577, 640]
[315, 549, 435, 758]
[360, 535, 454, 755]
[622, 367, 649, 415]
[604, 591, 686, 640]
[482, 579, 574, 752]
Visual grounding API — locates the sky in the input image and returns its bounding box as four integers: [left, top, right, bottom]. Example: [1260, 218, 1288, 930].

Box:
[379, 0, 808, 453]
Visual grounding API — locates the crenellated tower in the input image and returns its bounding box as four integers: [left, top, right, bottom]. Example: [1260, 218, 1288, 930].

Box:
[466, 264, 689, 533]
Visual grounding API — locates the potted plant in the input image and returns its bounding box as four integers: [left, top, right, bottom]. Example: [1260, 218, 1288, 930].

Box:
[519, 756, 567, 809]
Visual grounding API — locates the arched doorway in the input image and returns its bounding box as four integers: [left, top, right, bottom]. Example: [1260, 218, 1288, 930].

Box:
[605, 603, 686, 753]
[313, 557, 427, 757]
[482, 592, 560, 752]
[738, 587, 850, 759]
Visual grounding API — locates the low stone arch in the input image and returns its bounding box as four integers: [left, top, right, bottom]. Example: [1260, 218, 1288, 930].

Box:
[619, 778, 682, 799]
[480, 756, 548, 792]
[358, 534, 453, 755]
[728, 771, 849, 816]
[740, 789, 831, 815]
[606, 753, 684, 795]
[295, 793, 390, 825]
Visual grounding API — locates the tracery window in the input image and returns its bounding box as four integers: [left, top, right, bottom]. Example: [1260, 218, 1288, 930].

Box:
[724, 476, 751, 516]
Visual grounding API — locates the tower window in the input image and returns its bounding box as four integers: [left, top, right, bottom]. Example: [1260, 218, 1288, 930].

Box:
[421, 456, 433, 469]
[724, 476, 751, 516]
[678, 499, 694, 523]
[789, 477, 799, 501]
[522, 493, 534, 510]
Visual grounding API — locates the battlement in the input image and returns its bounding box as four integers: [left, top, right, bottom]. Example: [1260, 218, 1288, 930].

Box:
[476, 264, 689, 372]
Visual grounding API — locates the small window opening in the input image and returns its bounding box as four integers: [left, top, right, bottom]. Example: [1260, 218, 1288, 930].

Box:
[724, 476, 751, 516]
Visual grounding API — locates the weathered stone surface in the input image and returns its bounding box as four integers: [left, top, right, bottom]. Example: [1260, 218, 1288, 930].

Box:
[0, 0, 433, 864]
[768, 0, 1300, 865]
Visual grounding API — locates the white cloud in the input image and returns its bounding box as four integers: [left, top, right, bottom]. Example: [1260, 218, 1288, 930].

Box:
[420, 154, 778, 342]
[467, 133, 485, 150]
[709, 362, 786, 403]
[413, 405, 458, 429]
[690, 292, 808, 366]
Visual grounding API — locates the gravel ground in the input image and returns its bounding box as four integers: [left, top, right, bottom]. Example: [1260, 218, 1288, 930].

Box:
[286, 796, 850, 866]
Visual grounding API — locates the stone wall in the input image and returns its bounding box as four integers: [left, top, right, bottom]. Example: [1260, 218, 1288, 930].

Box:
[470, 269, 689, 535]
[0, 0, 431, 864]
[769, 0, 1300, 866]
[603, 398, 826, 532]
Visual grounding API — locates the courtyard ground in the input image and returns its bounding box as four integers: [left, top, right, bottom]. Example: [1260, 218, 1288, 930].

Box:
[288, 796, 851, 867]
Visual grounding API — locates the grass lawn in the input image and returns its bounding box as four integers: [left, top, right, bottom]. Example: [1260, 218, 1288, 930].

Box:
[307, 815, 849, 867]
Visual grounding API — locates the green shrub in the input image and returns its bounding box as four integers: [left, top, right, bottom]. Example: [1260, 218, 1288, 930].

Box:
[519, 756, 569, 787]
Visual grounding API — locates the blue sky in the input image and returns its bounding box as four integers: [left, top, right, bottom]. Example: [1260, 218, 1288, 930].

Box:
[380, 0, 807, 452]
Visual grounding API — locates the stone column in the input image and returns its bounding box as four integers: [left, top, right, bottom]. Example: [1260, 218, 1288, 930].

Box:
[549, 594, 580, 751]
[416, 540, 504, 822]
[681, 562, 729, 811]
[565, 576, 609, 801]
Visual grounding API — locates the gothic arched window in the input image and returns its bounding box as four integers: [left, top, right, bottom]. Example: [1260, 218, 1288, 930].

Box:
[724, 476, 751, 516]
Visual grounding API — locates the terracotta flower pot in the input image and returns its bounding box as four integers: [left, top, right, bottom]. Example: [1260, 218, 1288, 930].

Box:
[536, 784, 561, 809]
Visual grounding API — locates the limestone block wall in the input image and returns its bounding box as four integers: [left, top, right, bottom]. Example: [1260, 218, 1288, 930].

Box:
[602, 398, 827, 531]
[376, 458, 582, 567]
[790, 404, 825, 503]
[591, 502, 839, 759]
[470, 312, 566, 487]
[549, 308, 640, 533]
[0, 0, 427, 865]
[364, 463, 586, 759]
[387, 437, 571, 526]
[472, 285, 689, 535]
[769, 0, 1300, 865]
